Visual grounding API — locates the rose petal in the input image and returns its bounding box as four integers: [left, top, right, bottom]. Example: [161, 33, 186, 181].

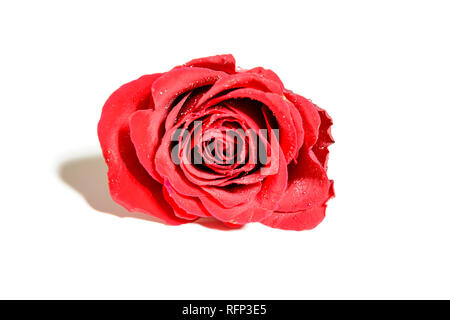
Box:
[129, 109, 166, 183]
[284, 91, 320, 149]
[162, 185, 199, 221]
[276, 150, 334, 212]
[246, 67, 285, 88]
[154, 124, 209, 197]
[312, 106, 334, 169]
[152, 66, 226, 111]
[201, 182, 262, 208]
[163, 180, 210, 218]
[215, 148, 288, 223]
[98, 74, 188, 225]
[184, 54, 236, 74]
[198, 194, 256, 222]
[260, 204, 328, 231]
[194, 72, 284, 108]
[255, 139, 288, 211]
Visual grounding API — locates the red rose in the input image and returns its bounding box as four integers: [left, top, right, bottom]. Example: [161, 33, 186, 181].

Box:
[98, 54, 334, 231]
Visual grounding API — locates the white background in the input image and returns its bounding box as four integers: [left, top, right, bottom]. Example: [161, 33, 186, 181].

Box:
[1, 0, 449, 299]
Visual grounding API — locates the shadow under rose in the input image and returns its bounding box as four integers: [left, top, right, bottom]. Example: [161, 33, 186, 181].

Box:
[58, 154, 243, 231]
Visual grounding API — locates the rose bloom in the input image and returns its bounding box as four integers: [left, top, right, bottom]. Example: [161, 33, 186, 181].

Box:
[98, 54, 334, 231]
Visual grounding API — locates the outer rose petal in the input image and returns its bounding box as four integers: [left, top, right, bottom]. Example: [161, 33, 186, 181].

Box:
[162, 184, 199, 221]
[163, 181, 211, 218]
[274, 92, 334, 215]
[312, 107, 334, 169]
[97, 74, 188, 225]
[284, 91, 320, 148]
[194, 72, 284, 108]
[276, 150, 333, 213]
[231, 207, 272, 225]
[201, 183, 262, 208]
[261, 205, 328, 231]
[184, 54, 236, 74]
[129, 109, 166, 182]
[246, 67, 285, 87]
[152, 66, 226, 111]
